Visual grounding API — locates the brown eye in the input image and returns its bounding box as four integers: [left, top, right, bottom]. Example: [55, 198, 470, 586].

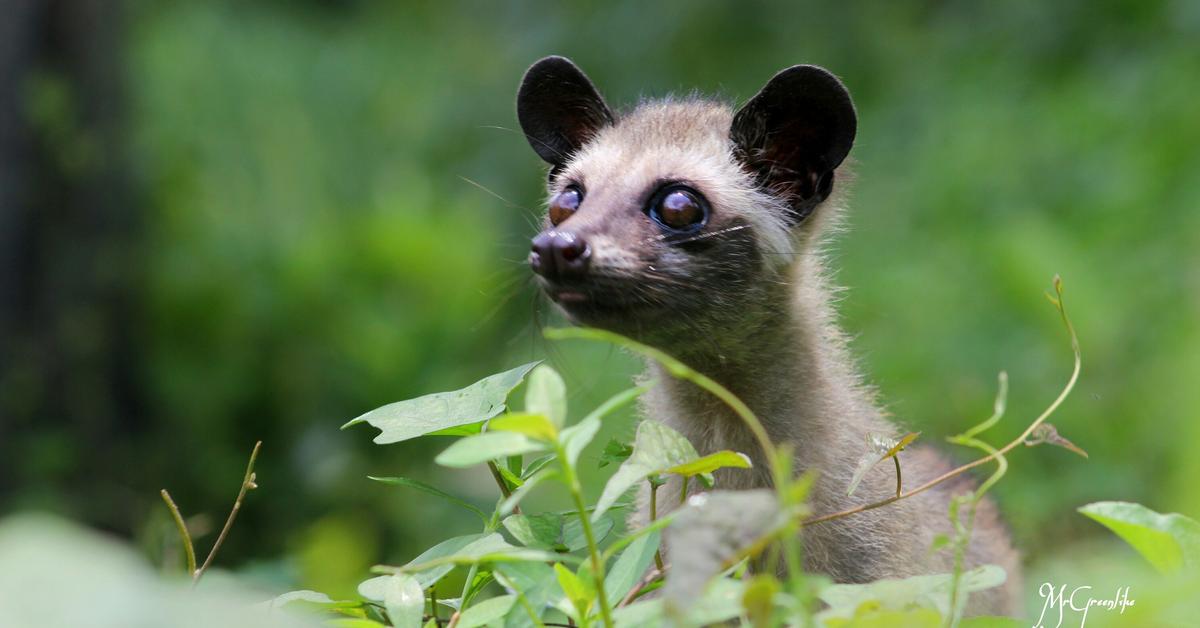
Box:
[549, 187, 582, 225]
[652, 188, 707, 231]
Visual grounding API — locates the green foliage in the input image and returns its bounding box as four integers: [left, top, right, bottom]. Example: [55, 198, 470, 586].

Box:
[326, 316, 1088, 627]
[1078, 501, 1200, 574]
[816, 566, 1006, 623]
[593, 419, 751, 521]
[343, 362, 539, 444]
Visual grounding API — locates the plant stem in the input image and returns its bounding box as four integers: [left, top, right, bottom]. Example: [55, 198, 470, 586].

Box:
[679, 476, 689, 506]
[556, 443, 615, 628]
[618, 567, 663, 607]
[893, 456, 902, 499]
[648, 482, 664, 571]
[453, 562, 480, 626]
[487, 461, 520, 515]
[159, 489, 196, 576]
[194, 440, 261, 583]
[803, 279, 1079, 529]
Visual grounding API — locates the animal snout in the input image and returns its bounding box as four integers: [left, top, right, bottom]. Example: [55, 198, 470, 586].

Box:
[529, 229, 591, 281]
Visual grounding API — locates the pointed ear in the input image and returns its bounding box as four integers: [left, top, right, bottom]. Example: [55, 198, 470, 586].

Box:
[517, 56, 614, 167]
[731, 65, 857, 222]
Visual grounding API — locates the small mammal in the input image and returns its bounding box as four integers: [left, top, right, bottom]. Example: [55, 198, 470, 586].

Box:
[515, 56, 1020, 615]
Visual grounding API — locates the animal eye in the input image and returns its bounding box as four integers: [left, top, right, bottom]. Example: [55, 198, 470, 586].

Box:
[549, 186, 582, 225]
[651, 187, 707, 231]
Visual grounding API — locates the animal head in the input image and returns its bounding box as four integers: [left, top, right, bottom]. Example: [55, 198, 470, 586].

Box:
[517, 56, 856, 348]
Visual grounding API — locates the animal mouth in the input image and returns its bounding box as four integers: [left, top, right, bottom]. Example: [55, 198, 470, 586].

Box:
[540, 281, 656, 320]
[549, 289, 589, 304]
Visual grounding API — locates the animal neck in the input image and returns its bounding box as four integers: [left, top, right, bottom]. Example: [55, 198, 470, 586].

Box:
[639, 254, 873, 472]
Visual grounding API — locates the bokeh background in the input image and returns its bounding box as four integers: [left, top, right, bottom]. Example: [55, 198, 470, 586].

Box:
[2, 0, 1198, 609]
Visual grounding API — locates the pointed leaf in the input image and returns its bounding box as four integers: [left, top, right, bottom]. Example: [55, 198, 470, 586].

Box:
[435, 432, 549, 468]
[521, 454, 556, 480]
[457, 594, 516, 628]
[368, 476, 487, 521]
[525, 365, 567, 427]
[554, 563, 592, 622]
[1078, 501, 1200, 573]
[593, 420, 702, 521]
[344, 362, 539, 444]
[598, 439, 633, 469]
[604, 530, 661, 604]
[665, 451, 752, 478]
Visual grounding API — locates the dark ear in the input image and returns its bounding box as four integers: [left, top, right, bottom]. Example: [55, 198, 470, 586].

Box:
[731, 65, 857, 222]
[517, 56, 614, 167]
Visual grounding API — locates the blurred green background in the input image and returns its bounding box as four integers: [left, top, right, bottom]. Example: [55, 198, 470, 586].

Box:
[2, 0, 1197, 606]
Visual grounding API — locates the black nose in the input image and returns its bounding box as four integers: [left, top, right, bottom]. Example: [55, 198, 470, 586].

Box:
[530, 230, 590, 280]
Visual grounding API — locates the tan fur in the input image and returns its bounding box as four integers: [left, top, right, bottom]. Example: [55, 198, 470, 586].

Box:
[546, 99, 1021, 616]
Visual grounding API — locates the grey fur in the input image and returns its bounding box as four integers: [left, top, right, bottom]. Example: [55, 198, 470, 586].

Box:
[517, 60, 1020, 616]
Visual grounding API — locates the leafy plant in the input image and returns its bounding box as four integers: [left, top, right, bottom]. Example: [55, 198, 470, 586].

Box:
[252, 278, 1099, 627]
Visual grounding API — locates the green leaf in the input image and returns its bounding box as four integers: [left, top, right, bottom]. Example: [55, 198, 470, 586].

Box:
[741, 575, 781, 628]
[598, 439, 633, 469]
[521, 454, 556, 479]
[457, 594, 516, 628]
[343, 362, 539, 444]
[390, 533, 566, 574]
[383, 574, 424, 628]
[502, 512, 614, 553]
[563, 511, 614, 551]
[959, 618, 1028, 628]
[662, 490, 782, 612]
[435, 432, 549, 468]
[327, 620, 389, 628]
[847, 432, 920, 497]
[554, 563, 593, 622]
[503, 513, 564, 551]
[559, 415, 601, 466]
[361, 534, 484, 596]
[817, 565, 1006, 622]
[368, 476, 487, 521]
[612, 577, 746, 627]
[265, 589, 369, 616]
[604, 530, 661, 604]
[525, 365, 567, 427]
[821, 607, 942, 627]
[665, 450, 752, 478]
[499, 467, 559, 516]
[268, 590, 336, 606]
[594, 420, 707, 521]
[493, 562, 559, 628]
[1078, 501, 1200, 573]
[489, 413, 558, 441]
